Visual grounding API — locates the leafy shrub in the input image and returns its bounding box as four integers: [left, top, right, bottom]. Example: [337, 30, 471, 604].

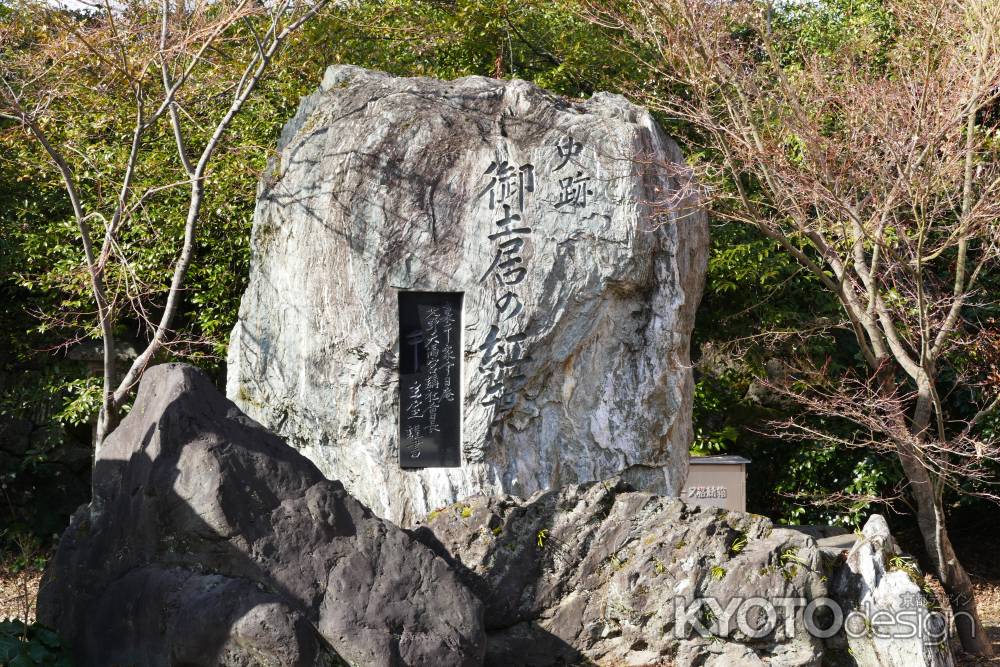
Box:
[0, 620, 73, 666]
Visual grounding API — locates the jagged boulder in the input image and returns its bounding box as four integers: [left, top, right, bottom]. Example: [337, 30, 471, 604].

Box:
[37, 363, 942, 667]
[410, 480, 830, 667]
[37, 363, 485, 667]
[829, 515, 954, 667]
[226, 65, 709, 525]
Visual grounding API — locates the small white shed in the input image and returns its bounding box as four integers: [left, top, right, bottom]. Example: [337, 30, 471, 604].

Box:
[683, 455, 750, 512]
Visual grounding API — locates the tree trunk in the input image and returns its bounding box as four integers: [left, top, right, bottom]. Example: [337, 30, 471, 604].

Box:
[901, 384, 993, 656]
[896, 450, 992, 655]
[94, 403, 119, 449]
[94, 345, 118, 449]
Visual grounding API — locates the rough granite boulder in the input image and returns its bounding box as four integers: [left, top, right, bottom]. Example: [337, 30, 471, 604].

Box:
[410, 479, 830, 667]
[37, 363, 485, 667]
[226, 65, 709, 524]
[829, 515, 954, 667]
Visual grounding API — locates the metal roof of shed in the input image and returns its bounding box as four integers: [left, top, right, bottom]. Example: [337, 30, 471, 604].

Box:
[688, 455, 751, 465]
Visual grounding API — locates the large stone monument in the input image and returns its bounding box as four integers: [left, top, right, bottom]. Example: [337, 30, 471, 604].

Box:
[227, 65, 708, 523]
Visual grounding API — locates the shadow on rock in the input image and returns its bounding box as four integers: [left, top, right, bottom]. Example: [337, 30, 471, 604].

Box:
[37, 363, 485, 667]
[409, 480, 831, 667]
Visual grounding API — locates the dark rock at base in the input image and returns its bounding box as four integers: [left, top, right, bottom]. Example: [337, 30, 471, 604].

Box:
[37, 363, 946, 667]
[411, 481, 829, 667]
[37, 363, 485, 667]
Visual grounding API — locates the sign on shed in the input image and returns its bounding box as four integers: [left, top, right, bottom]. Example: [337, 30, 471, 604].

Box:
[684, 455, 750, 512]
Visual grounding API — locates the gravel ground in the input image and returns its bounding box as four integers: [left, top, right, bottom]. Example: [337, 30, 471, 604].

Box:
[955, 582, 1000, 666]
[0, 565, 41, 624]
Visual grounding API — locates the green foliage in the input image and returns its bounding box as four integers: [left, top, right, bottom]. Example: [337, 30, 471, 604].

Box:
[690, 374, 740, 456]
[728, 533, 748, 556]
[689, 218, 898, 525]
[772, 0, 896, 69]
[774, 446, 896, 528]
[0, 362, 93, 550]
[0, 1, 321, 551]
[1, 530, 48, 583]
[0, 68, 307, 373]
[779, 547, 802, 567]
[306, 0, 632, 98]
[0, 620, 73, 666]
